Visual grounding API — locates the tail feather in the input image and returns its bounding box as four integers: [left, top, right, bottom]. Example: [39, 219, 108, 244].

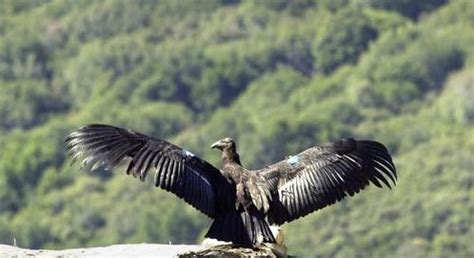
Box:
[205, 211, 275, 246]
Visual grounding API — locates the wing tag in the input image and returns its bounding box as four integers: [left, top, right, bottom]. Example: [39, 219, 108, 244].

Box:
[183, 149, 195, 157]
[287, 155, 299, 165]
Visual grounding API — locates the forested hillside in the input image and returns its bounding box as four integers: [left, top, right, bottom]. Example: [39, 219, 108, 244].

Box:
[0, 0, 473, 257]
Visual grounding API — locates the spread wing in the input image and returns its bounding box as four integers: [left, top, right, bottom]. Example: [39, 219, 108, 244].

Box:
[258, 138, 397, 225]
[65, 124, 233, 218]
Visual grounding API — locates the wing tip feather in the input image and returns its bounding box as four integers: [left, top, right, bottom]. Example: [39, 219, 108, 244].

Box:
[356, 140, 397, 188]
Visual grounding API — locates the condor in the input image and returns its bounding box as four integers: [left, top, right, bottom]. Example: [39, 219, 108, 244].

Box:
[66, 124, 396, 247]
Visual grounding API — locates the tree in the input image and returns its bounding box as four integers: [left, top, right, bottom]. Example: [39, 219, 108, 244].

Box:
[314, 8, 378, 74]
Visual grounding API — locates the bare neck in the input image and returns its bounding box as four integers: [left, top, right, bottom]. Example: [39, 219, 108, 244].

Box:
[222, 148, 242, 166]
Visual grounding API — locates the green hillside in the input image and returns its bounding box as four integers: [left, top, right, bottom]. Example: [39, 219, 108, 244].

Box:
[0, 0, 473, 257]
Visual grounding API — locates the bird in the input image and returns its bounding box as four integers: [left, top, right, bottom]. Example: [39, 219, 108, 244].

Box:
[65, 124, 397, 247]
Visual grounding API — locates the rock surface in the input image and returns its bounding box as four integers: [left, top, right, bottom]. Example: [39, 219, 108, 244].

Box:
[0, 243, 203, 258]
[0, 243, 285, 257]
[180, 244, 282, 257]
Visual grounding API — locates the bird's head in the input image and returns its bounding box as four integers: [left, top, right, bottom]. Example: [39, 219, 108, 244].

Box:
[211, 137, 236, 152]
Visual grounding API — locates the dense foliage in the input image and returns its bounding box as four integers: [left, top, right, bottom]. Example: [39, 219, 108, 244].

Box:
[0, 0, 473, 256]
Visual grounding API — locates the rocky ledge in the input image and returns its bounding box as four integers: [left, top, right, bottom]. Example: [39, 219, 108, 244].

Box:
[0, 243, 286, 257]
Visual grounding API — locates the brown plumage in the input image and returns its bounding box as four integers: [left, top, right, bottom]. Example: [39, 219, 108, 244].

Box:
[65, 124, 397, 247]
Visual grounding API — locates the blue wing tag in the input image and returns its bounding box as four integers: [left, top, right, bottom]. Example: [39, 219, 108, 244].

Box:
[287, 155, 299, 165]
[183, 149, 195, 157]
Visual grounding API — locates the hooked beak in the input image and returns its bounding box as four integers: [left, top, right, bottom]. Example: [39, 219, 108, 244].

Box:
[211, 140, 223, 150]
